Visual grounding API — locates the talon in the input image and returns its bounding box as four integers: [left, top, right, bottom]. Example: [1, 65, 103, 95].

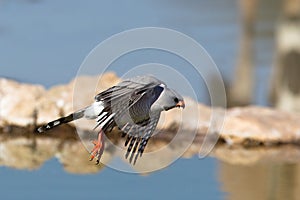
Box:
[89, 129, 105, 164]
[89, 155, 95, 161]
[92, 140, 98, 145]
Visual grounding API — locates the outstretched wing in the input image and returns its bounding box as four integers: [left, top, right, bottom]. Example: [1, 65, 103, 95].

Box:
[93, 80, 159, 130]
[122, 113, 160, 164]
[94, 76, 164, 163]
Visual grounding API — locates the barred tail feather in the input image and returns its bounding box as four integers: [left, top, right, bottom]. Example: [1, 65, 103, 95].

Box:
[36, 109, 85, 133]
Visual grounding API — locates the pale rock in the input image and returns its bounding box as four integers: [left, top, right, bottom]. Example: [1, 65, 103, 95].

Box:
[0, 78, 45, 126]
[36, 97, 62, 125]
[0, 72, 120, 127]
[36, 72, 120, 127]
[2, 73, 300, 145]
[220, 106, 300, 144]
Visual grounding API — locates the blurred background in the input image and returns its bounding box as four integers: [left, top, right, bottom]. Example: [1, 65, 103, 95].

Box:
[0, 0, 300, 199]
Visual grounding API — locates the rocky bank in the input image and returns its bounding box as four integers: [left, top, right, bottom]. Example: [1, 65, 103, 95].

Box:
[1, 72, 300, 145]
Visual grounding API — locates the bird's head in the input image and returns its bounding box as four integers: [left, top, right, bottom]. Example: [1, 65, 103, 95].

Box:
[150, 87, 185, 113]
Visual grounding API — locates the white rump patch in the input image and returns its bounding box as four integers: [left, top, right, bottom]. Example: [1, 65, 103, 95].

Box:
[84, 101, 104, 119]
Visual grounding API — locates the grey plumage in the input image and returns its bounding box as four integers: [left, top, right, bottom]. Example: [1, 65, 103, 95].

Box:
[37, 75, 185, 163]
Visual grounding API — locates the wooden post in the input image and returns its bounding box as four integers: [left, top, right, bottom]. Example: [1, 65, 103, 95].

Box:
[229, 0, 258, 107]
[270, 0, 300, 112]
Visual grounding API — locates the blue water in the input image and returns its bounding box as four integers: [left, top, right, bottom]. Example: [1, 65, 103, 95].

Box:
[0, 157, 224, 200]
[0, 0, 279, 199]
[0, 0, 238, 87]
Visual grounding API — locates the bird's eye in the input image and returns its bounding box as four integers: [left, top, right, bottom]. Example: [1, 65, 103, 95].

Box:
[174, 97, 179, 103]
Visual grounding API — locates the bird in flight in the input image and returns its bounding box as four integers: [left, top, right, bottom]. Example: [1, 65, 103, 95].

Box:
[37, 75, 185, 164]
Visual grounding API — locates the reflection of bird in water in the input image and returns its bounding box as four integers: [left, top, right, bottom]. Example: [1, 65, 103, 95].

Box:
[37, 75, 185, 164]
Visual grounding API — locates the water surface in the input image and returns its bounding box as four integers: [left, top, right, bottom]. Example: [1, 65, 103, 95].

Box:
[0, 0, 288, 199]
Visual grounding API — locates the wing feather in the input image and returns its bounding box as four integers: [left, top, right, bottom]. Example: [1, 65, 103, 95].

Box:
[93, 76, 164, 163]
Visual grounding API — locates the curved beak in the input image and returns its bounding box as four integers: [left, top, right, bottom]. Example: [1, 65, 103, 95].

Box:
[176, 100, 185, 109]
